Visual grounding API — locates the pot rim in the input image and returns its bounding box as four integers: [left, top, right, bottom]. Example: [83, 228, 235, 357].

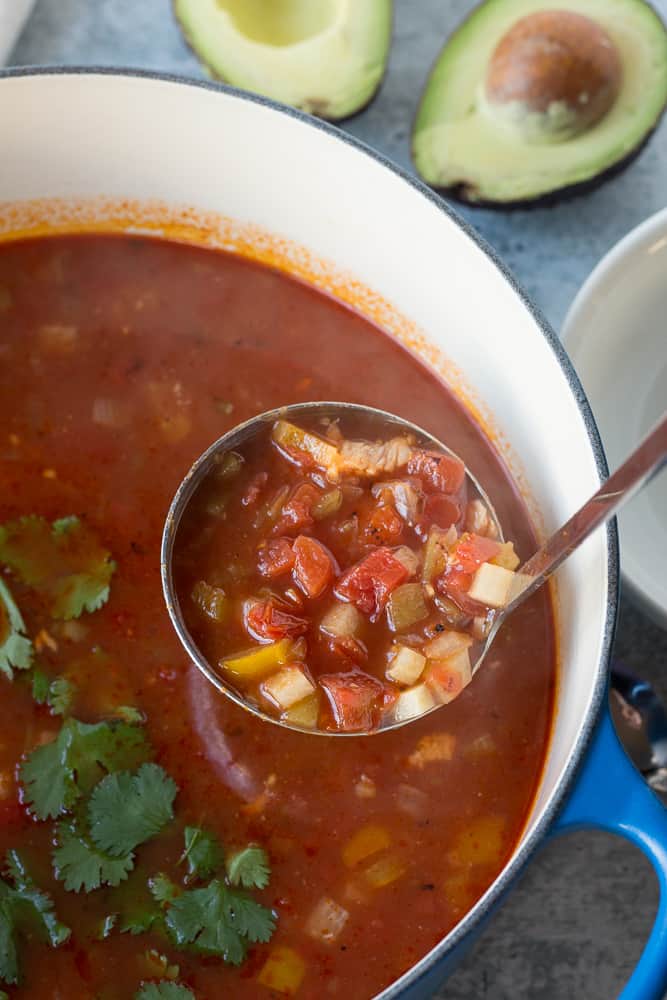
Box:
[0, 65, 619, 997]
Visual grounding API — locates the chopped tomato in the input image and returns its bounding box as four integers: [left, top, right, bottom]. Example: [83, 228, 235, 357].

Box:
[330, 634, 369, 667]
[292, 535, 338, 598]
[241, 471, 268, 507]
[257, 537, 295, 578]
[277, 483, 321, 534]
[335, 547, 410, 621]
[450, 533, 501, 574]
[364, 504, 404, 545]
[420, 494, 460, 533]
[245, 598, 309, 642]
[320, 670, 386, 732]
[407, 450, 465, 494]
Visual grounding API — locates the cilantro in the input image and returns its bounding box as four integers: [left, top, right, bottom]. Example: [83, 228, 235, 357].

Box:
[0, 851, 70, 985]
[0, 578, 32, 680]
[165, 879, 275, 966]
[0, 515, 116, 620]
[226, 846, 270, 890]
[98, 913, 118, 939]
[181, 827, 224, 880]
[53, 821, 134, 893]
[150, 873, 179, 907]
[135, 983, 195, 1000]
[115, 705, 144, 724]
[88, 764, 177, 857]
[20, 718, 150, 820]
[30, 670, 75, 715]
[48, 677, 75, 716]
[120, 910, 159, 936]
[31, 668, 51, 704]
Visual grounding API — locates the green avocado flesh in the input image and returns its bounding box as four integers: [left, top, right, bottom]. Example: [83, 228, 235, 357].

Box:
[413, 0, 667, 204]
[174, 0, 392, 121]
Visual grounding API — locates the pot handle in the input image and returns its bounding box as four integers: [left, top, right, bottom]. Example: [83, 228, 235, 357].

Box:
[552, 700, 667, 1000]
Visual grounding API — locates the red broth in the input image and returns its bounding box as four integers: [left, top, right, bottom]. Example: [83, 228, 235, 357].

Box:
[0, 234, 555, 999]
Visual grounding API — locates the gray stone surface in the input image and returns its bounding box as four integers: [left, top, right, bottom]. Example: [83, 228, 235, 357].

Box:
[8, 2, 667, 996]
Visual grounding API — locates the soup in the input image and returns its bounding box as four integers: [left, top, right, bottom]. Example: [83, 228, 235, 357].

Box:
[173, 414, 521, 733]
[0, 234, 555, 999]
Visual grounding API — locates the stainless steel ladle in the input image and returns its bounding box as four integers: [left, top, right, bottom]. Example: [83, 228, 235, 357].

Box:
[161, 403, 667, 736]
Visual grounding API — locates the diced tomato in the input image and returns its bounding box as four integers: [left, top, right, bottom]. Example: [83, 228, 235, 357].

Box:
[420, 494, 460, 532]
[320, 670, 386, 732]
[277, 483, 321, 534]
[407, 450, 465, 494]
[257, 537, 295, 578]
[435, 565, 485, 615]
[450, 533, 501, 574]
[335, 547, 410, 621]
[330, 634, 369, 667]
[292, 535, 338, 598]
[364, 504, 404, 545]
[425, 660, 466, 702]
[244, 597, 309, 642]
[241, 471, 268, 507]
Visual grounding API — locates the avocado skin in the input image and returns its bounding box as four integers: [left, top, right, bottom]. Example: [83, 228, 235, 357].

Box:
[411, 0, 667, 209]
[172, 0, 392, 123]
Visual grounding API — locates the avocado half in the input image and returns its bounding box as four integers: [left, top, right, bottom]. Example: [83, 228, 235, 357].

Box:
[413, 0, 667, 206]
[174, 0, 392, 121]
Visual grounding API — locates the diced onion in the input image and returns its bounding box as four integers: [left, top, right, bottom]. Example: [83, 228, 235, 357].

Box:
[395, 783, 430, 820]
[312, 488, 343, 520]
[320, 602, 363, 639]
[354, 774, 377, 799]
[192, 581, 228, 622]
[392, 545, 420, 576]
[262, 666, 316, 710]
[423, 629, 472, 660]
[393, 684, 436, 722]
[386, 645, 426, 686]
[92, 398, 126, 428]
[305, 897, 350, 943]
[468, 563, 515, 608]
[386, 583, 429, 632]
[422, 526, 457, 583]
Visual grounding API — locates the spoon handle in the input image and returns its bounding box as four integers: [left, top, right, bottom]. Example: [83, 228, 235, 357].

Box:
[502, 411, 667, 616]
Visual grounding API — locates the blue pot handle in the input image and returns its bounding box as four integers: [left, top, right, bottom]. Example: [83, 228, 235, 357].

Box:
[552, 700, 667, 1000]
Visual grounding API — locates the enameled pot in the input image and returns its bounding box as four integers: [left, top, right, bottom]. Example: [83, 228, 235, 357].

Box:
[1, 69, 666, 999]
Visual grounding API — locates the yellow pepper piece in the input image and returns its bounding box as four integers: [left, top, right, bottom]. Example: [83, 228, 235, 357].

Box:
[448, 814, 506, 868]
[221, 639, 293, 679]
[342, 824, 390, 869]
[257, 946, 306, 996]
[364, 854, 405, 888]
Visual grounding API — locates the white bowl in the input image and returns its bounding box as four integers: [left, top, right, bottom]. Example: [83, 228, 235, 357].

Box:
[563, 209, 667, 630]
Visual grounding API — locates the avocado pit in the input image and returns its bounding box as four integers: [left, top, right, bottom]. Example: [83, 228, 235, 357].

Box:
[484, 10, 622, 142]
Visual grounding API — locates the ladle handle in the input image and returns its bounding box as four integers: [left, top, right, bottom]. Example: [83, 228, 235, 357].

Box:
[502, 411, 667, 617]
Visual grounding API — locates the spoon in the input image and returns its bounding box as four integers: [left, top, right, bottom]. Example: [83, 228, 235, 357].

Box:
[161, 402, 667, 736]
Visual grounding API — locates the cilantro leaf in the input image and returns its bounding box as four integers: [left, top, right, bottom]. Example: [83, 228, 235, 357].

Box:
[226, 846, 270, 891]
[31, 668, 50, 704]
[150, 873, 179, 907]
[53, 821, 134, 892]
[0, 851, 70, 985]
[0, 578, 32, 680]
[4, 851, 70, 949]
[0, 887, 18, 986]
[0, 515, 116, 620]
[181, 827, 224, 880]
[48, 677, 75, 716]
[120, 910, 159, 936]
[115, 705, 144, 724]
[165, 879, 275, 966]
[88, 764, 177, 857]
[135, 984, 195, 1000]
[20, 718, 151, 820]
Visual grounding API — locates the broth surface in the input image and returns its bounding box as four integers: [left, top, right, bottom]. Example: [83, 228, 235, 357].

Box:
[0, 234, 555, 999]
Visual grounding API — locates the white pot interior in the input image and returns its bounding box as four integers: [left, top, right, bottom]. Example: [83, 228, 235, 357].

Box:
[0, 70, 611, 895]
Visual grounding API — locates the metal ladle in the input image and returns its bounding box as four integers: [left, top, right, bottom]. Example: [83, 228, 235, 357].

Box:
[161, 403, 667, 736]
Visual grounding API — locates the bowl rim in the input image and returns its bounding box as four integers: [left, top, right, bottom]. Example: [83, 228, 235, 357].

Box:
[0, 65, 619, 996]
[563, 206, 667, 631]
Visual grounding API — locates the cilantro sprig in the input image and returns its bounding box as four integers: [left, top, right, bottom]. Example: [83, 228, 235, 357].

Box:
[20, 718, 150, 820]
[0, 850, 70, 985]
[0, 578, 32, 680]
[226, 845, 271, 890]
[0, 515, 116, 620]
[135, 983, 195, 1000]
[165, 878, 275, 966]
[32, 670, 75, 716]
[181, 826, 224, 881]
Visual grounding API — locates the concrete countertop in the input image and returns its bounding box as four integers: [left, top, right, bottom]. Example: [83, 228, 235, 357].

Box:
[8, 2, 667, 996]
